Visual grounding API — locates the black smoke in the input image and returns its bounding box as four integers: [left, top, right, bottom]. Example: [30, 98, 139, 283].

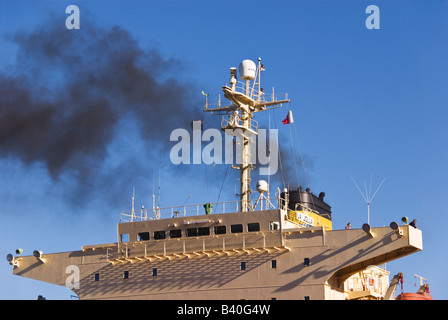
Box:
[0, 16, 202, 207]
[0, 15, 315, 212]
[276, 146, 314, 190]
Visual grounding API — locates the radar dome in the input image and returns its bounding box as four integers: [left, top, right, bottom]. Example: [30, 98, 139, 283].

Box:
[239, 60, 256, 80]
[256, 180, 268, 193]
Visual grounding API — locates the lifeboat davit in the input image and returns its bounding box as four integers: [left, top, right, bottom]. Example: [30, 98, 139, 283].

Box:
[396, 283, 433, 300]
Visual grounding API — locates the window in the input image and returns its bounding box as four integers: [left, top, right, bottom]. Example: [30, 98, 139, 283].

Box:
[247, 222, 260, 232]
[231, 224, 243, 233]
[270, 222, 279, 230]
[123, 271, 129, 279]
[187, 227, 210, 237]
[138, 232, 150, 241]
[120, 233, 129, 243]
[304, 258, 310, 267]
[304, 296, 310, 300]
[152, 268, 158, 276]
[240, 262, 246, 270]
[214, 225, 226, 235]
[170, 229, 182, 238]
[271, 260, 277, 269]
[153, 231, 166, 240]
[187, 228, 198, 237]
[94, 273, 100, 281]
[198, 227, 210, 236]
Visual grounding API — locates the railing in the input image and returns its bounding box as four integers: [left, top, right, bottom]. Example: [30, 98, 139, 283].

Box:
[109, 231, 287, 262]
[221, 117, 258, 134]
[233, 81, 259, 100]
[204, 81, 289, 111]
[345, 267, 391, 298]
[231, 81, 289, 104]
[119, 197, 280, 223]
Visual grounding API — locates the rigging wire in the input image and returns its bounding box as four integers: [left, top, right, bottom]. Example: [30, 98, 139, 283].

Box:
[272, 107, 286, 189]
[181, 163, 215, 206]
[267, 113, 271, 189]
[205, 162, 209, 201]
[292, 112, 311, 189]
[288, 110, 301, 188]
[281, 101, 316, 211]
[216, 164, 230, 204]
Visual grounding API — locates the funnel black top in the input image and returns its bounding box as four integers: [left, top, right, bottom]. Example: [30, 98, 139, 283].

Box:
[281, 188, 332, 221]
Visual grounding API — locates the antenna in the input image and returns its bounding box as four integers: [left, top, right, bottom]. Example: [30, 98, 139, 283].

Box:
[351, 175, 385, 225]
[154, 161, 161, 220]
[131, 186, 135, 222]
[157, 161, 162, 208]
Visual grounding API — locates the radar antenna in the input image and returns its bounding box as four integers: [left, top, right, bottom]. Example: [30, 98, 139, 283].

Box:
[351, 175, 385, 225]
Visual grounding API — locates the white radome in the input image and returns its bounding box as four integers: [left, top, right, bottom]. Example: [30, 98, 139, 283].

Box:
[256, 180, 268, 193]
[239, 59, 256, 80]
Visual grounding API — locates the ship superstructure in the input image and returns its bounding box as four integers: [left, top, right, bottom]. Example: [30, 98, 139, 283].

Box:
[6, 58, 423, 300]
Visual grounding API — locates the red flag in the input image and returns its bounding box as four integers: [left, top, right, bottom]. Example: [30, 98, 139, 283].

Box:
[282, 110, 294, 125]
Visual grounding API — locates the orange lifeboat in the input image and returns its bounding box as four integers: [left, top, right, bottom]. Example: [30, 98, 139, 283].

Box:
[396, 283, 433, 300]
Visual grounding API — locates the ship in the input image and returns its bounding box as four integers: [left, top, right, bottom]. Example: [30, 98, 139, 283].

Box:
[6, 58, 424, 300]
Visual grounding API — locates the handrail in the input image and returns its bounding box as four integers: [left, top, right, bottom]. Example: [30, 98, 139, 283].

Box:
[221, 117, 258, 133]
[119, 197, 280, 223]
[231, 81, 289, 104]
[204, 82, 289, 111]
[110, 231, 288, 262]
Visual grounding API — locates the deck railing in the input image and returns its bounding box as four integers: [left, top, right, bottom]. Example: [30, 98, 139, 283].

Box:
[119, 196, 280, 223]
[109, 231, 287, 263]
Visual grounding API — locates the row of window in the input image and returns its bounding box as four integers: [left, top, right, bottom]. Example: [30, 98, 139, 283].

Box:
[93, 258, 312, 282]
[94, 270, 312, 299]
[124, 222, 265, 243]
[240, 258, 310, 270]
[93, 259, 281, 282]
[94, 268, 157, 282]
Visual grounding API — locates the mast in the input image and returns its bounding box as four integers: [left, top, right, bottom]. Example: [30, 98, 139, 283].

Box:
[204, 58, 289, 212]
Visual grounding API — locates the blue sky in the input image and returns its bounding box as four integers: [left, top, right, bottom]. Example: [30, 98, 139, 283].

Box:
[1, 0, 447, 299]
